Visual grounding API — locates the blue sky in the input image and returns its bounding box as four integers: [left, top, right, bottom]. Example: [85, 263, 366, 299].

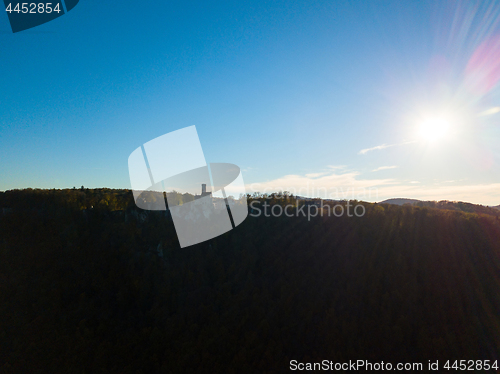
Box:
[1, 0, 500, 204]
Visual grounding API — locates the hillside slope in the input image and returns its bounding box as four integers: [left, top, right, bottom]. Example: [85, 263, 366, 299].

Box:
[381, 198, 500, 217]
[1, 189, 499, 373]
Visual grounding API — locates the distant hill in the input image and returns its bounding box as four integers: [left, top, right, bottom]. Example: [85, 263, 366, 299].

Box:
[381, 198, 500, 217]
[380, 198, 422, 205]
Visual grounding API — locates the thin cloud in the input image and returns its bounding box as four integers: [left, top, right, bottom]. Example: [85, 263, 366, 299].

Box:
[305, 172, 328, 178]
[247, 168, 500, 206]
[478, 107, 500, 116]
[358, 140, 416, 155]
[247, 169, 396, 200]
[372, 166, 398, 172]
[359, 144, 392, 155]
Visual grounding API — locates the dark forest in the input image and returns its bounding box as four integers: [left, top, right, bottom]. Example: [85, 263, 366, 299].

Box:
[1, 188, 499, 373]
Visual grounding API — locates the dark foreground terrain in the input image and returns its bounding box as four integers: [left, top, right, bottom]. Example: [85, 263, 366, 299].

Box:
[1, 189, 499, 373]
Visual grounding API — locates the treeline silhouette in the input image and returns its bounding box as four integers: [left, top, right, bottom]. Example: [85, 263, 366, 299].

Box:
[382, 198, 500, 218]
[0, 188, 499, 373]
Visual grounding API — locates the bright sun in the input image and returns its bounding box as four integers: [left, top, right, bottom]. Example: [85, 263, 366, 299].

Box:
[417, 117, 450, 142]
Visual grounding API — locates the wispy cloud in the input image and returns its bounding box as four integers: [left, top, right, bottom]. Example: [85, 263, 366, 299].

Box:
[247, 169, 396, 200]
[247, 168, 500, 205]
[359, 144, 392, 155]
[478, 107, 500, 116]
[358, 141, 416, 155]
[372, 165, 398, 172]
[305, 172, 328, 178]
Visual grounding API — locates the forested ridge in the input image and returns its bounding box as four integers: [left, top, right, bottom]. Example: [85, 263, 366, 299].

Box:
[1, 189, 499, 373]
[381, 198, 500, 217]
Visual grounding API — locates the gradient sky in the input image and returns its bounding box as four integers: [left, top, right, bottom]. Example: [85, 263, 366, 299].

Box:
[1, 0, 500, 204]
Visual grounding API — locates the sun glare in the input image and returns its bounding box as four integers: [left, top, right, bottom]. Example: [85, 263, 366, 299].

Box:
[417, 117, 450, 142]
